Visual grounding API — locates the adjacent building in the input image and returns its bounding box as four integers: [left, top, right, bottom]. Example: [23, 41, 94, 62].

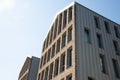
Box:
[18, 56, 40, 80]
[37, 2, 120, 80]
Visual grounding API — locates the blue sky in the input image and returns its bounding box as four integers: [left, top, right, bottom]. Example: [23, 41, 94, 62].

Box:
[0, 0, 120, 80]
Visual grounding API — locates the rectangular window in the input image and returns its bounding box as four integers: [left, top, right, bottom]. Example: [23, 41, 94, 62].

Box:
[40, 56, 43, 68]
[68, 26, 72, 42]
[41, 70, 44, 80]
[66, 74, 72, 80]
[38, 73, 41, 80]
[47, 48, 51, 62]
[54, 58, 59, 76]
[68, 7, 72, 22]
[60, 52, 65, 72]
[44, 67, 49, 80]
[94, 16, 100, 29]
[104, 21, 110, 33]
[62, 32, 66, 48]
[53, 18, 58, 39]
[46, 33, 50, 48]
[49, 63, 54, 80]
[58, 13, 62, 34]
[63, 10, 67, 28]
[88, 77, 94, 80]
[51, 43, 55, 58]
[113, 40, 120, 55]
[99, 54, 107, 74]
[84, 28, 91, 43]
[56, 38, 61, 53]
[112, 59, 120, 78]
[96, 33, 104, 49]
[67, 47, 72, 67]
[43, 53, 47, 65]
[42, 41, 46, 52]
[114, 26, 120, 38]
[50, 26, 54, 44]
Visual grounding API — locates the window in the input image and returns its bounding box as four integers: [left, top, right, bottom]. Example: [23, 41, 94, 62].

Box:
[113, 40, 120, 55]
[43, 53, 47, 65]
[44, 67, 49, 80]
[38, 73, 41, 80]
[99, 54, 107, 74]
[68, 26, 72, 42]
[66, 74, 72, 80]
[94, 16, 100, 28]
[84, 28, 91, 43]
[56, 38, 61, 53]
[42, 40, 46, 52]
[40, 56, 43, 68]
[47, 48, 51, 62]
[50, 26, 54, 44]
[53, 18, 58, 39]
[112, 59, 120, 78]
[54, 58, 59, 76]
[68, 7, 72, 22]
[96, 33, 104, 49]
[62, 32, 66, 48]
[41, 70, 44, 80]
[49, 63, 54, 80]
[114, 26, 120, 38]
[88, 77, 94, 80]
[67, 47, 72, 67]
[58, 13, 62, 34]
[60, 52, 65, 72]
[46, 33, 50, 48]
[63, 10, 67, 28]
[61, 78, 64, 80]
[104, 21, 110, 33]
[51, 43, 55, 58]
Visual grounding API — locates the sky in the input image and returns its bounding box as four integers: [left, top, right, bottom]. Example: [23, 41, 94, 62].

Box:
[0, 0, 120, 80]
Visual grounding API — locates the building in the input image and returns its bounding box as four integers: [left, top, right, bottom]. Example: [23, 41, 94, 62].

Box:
[18, 56, 40, 80]
[37, 2, 120, 80]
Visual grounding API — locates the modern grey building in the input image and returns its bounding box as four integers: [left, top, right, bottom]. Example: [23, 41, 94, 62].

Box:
[18, 56, 40, 80]
[37, 2, 120, 80]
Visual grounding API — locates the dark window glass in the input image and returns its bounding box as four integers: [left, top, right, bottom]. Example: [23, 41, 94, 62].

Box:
[62, 32, 66, 48]
[99, 54, 107, 74]
[94, 16, 100, 28]
[56, 38, 61, 53]
[88, 77, 94, 80]
[66, 74, 72, 80]
[51, 43, 55, 58]
[53, 18, 58, 39]
[68, 26, 72, 42]
[41, 70, 44, 80]
[49, 63, 54, 80]
[113, 40, 120, 55]
[54, 58, 59, 76]
[114, 26, 120, 38]
[43, 53, 47, 65]
[67, 48, 72, 67]
[50, 26, 54, 44]
[63, 10, 67, 28]
[44, 67, 49, 80]
[112, 59, 120, 78]
[104, 21, 110, 33]
[58, 13, 62, 34]
[60, 53, 65, 72]
[84, 28, 91, 43]
[40, 56, 43, 68]
[68, 7, 72, 22]
[96, 34, 104, 48]
[47, 48, 51, 62]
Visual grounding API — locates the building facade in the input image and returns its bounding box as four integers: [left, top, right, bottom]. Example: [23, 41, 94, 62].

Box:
[18, 56, 40, 80]
[37, 2, 120, 80]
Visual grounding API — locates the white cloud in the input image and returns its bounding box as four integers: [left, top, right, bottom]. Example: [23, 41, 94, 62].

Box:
[0, 0, 15, 12]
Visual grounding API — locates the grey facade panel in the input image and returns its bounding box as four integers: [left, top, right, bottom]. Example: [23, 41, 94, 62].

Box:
[75, 3, 120, 80]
